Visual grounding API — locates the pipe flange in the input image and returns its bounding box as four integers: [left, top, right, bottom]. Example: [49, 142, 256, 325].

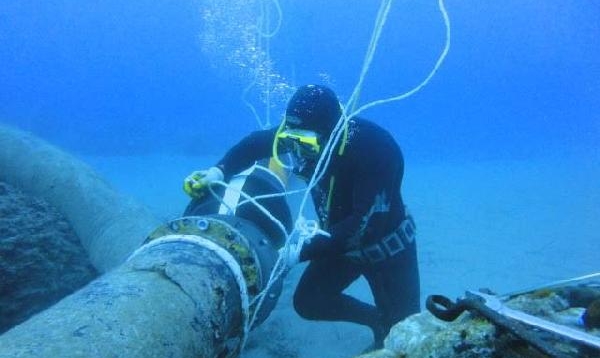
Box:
[145, 216, 262, 296]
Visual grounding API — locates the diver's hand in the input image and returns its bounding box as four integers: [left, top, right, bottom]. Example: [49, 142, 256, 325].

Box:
[295, 216, 331, 245]
[183, 166, 224, 199]
[278, 243, 301, 269]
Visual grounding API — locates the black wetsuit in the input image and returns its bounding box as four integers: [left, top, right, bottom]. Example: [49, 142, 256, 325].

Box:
[216, 118, 420, 343]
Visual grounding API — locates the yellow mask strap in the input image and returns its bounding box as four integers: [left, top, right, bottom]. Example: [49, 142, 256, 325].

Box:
[272, 119, 290, 169]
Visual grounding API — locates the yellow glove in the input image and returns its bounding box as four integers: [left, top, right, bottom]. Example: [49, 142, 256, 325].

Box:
[183, 167, 224, 199]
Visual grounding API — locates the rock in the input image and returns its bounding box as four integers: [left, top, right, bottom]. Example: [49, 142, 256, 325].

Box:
[0, 182, 98, 333]
[357, 289, 600, 358]
[383, 311, 496, 358]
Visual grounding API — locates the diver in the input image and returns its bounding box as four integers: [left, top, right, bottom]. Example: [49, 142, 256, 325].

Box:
[183, 84, 420, 350]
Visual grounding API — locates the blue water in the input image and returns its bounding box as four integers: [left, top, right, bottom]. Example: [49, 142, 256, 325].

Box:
[1, 1, 599, 356]
[2, 0, 598, 163]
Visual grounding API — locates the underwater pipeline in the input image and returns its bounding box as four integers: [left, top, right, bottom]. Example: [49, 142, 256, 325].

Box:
[0, 124, 290, 358]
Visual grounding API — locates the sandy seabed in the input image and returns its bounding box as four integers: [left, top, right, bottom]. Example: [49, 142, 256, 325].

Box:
[84, 154, 600, 358]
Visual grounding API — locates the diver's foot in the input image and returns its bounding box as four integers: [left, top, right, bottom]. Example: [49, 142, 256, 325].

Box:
[361, 323, 386, 353]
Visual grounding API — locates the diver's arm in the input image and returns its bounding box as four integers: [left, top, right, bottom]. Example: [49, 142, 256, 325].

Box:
[216, 127, 278, 181]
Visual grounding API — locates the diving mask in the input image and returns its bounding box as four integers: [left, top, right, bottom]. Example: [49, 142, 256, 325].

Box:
[276, 128, 321, 159]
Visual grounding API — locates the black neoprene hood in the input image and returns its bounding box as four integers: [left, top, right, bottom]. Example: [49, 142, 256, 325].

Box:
[285, 84, 342, 135]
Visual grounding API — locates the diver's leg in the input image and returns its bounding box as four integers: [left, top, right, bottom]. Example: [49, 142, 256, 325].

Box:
[293, 256, 382, 333]
[365, 240, 421, 339]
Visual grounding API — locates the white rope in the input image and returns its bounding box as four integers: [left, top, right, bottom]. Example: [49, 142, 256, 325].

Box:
[346, 0, 394, 112]
[288, 0, 394, 238]
[194, 0, 453, 350]
[257, 0, 283, 38]
[243, 0, 285, 129]
[247, 1, 454, 330]
[210, 179, 289, 240]
[348, 0, 451, 119]
[202, 173, 293, 330]
[292, 0, 452, 243]
[242, 80, 267, 129]
[128, 234, 251, 355]
[503, 272, 600, 299]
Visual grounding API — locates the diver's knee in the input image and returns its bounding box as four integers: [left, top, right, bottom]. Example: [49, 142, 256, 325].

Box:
[293, 287, 321, 319]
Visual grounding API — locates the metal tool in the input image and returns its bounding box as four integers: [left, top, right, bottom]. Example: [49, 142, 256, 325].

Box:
[427, 289, 600, 357]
